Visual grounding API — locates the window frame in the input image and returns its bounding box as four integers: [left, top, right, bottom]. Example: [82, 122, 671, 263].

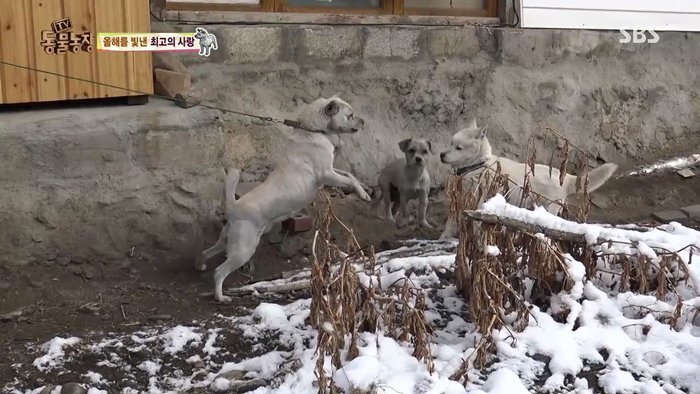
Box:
[164, 0, 499, 17]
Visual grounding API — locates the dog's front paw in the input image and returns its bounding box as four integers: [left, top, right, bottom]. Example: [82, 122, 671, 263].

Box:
[438, 230, 454, 240]
[216, 295, 232, 303]
[420, 220, 434, 229]
[358, 189, 371, 202]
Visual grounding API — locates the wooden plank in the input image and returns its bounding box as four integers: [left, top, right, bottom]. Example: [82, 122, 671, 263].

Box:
[261, 0, 275, 12]
[276, 2, 390, 15]
[486, 0, 498, 17]
[381, 0, 394, 15]
[31, 0, 68, 102]
[126, 0, 154, 96]
[94, 0, 128, 97]
[24, 1, 40, 101]
[403, 7, 489, 16]
[0, 3, 4, 104]
[0, 0, 36, 103]
[166, 0, 266, 12]
[63, 0, 98, 99]
[393, 0, 404, 16]
[163, 9, 500, 25]
[0, 54, 3, 103]
[169, 0, 260, 3]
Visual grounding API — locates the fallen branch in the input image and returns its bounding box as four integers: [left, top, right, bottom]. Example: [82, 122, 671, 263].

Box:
[464, 210, 595, 244]
[464, 210, 697, 256]
[224, 279, 311, 296]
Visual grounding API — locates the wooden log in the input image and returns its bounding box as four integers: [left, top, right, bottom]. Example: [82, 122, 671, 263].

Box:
[161, 10, 499, 26]
[154, 68, 191, 98]
[464, 210, 594, 244]
[224, 279, 311, 296]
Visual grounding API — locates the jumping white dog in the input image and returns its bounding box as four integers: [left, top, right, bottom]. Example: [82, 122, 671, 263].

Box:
[195, 95, 370, 302]
[438, 119, 618, 239]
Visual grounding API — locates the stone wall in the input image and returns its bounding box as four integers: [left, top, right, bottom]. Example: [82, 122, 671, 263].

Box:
[1, 24, 698, 266]
[173, 25, 700, 185]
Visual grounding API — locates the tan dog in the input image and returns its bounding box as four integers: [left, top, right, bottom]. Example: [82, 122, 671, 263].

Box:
[372, 138, 433, 229]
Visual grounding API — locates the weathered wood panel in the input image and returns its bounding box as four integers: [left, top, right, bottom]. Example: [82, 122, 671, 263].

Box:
[0, 0, 154, 105]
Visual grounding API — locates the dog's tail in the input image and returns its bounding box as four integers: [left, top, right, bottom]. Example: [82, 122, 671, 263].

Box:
[564, 163, 618, 195]
[224, 167, 241, 215]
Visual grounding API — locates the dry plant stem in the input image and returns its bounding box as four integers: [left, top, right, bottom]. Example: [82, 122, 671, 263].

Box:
[542, 126, 597, 161]
[449, 314, 498, 383]
[485, 268, 539, 324]
[310, 191, 435, 393]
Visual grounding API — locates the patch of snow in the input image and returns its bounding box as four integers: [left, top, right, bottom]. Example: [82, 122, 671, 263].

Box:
[252, 303, 290, 329]
[9, 201, 700, 393]
[186, 355, 202, 364]
[32, 337, 81, 372]
[138, 360, 162, 376]
[83, 371, 104, 384]
[203, 329, 221, 356]
[333, 355, 381, 392]
[486, 245, 500, 256]
[626, 154, 700, 176]
[210, 378, 231, 391]
[480, 368, 530, 394]
[163, 325, 202, 354]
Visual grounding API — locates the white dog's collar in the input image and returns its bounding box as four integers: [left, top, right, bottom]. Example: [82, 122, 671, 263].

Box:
[454, 160, 487, 176]
[283, 119, 327, 134]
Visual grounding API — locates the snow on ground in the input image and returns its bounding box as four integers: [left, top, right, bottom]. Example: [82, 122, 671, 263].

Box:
[625, 153, 700, 176]
[5, 195, 700, 394]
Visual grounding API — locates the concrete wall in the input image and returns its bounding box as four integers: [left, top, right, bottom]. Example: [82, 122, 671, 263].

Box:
[1, 24, 698, 266]
[172, 24, 699, 184]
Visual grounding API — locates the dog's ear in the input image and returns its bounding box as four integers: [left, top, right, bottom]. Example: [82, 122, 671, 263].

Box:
[426, 140, 433, 154]
[468, 118, 477, 129]
[398, 138, 412, 152]
[324, 99, 339, 117]
[329, 92, 341, 99]
[478, 125, 488, 139]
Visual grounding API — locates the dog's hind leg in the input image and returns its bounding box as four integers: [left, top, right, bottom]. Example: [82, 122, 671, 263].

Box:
[194, 223, 227, 271]
[196, 168, 240, 272]
[213, 220, 260, 303]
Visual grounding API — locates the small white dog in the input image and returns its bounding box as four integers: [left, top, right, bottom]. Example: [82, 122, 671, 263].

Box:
[372, 138, 433, 229]
[195, 95, 370, 302]
[439, 119, 618, 239]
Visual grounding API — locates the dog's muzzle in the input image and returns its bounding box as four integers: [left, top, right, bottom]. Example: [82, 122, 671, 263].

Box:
[351, 118, 365, 133]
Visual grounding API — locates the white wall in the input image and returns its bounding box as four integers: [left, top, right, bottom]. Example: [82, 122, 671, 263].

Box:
[520, 0, 700, 31]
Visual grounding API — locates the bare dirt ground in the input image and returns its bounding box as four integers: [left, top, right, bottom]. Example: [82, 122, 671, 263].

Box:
[1, 169, 698, 390]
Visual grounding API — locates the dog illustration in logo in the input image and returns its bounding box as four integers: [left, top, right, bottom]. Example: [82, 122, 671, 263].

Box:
[194, 27, 218, 57]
